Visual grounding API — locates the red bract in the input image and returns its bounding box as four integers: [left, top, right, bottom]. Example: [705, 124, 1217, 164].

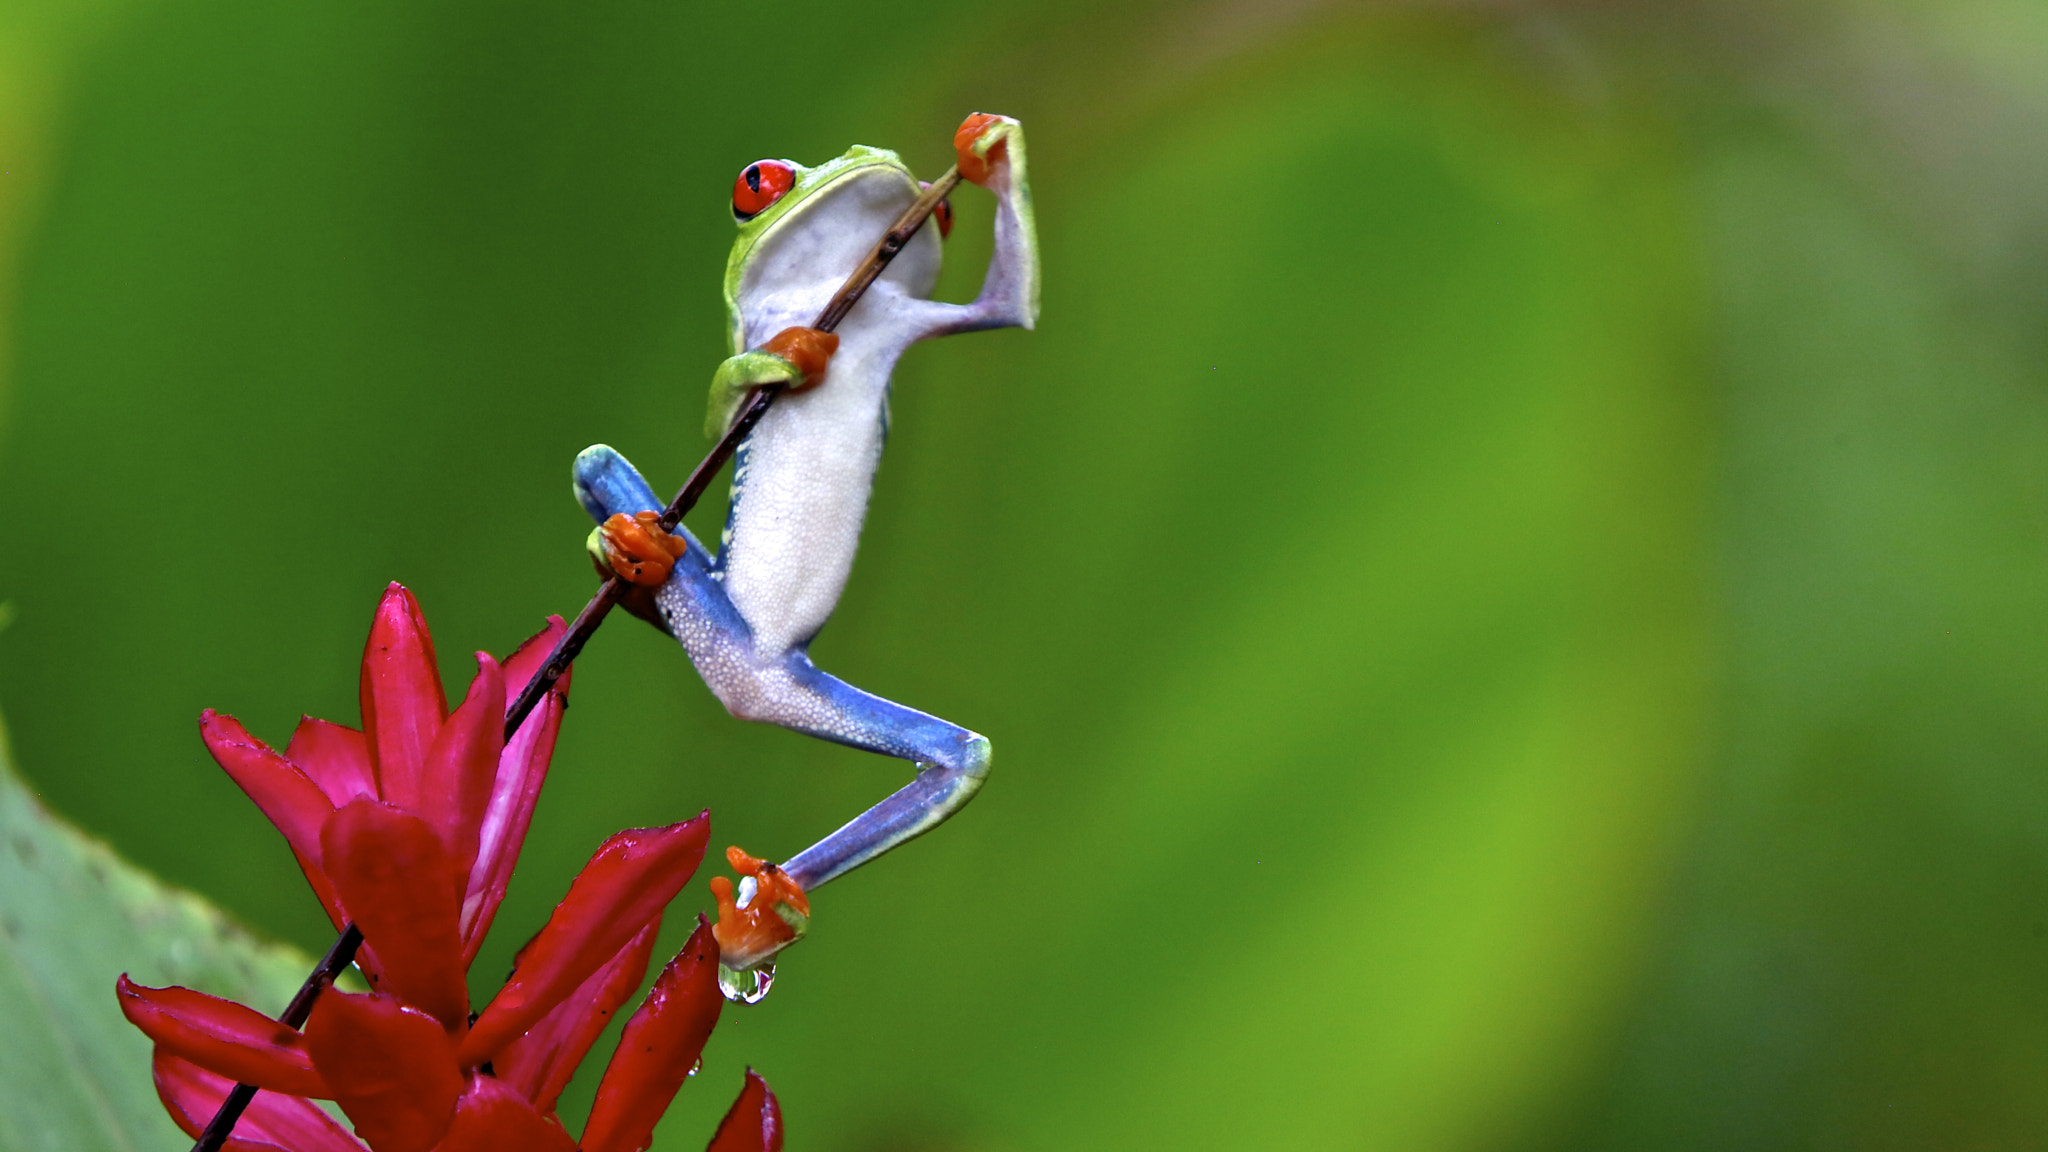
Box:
[144, 924, 740, 1152]
[581, 923, 724, 1152]
[705, 1070, 784, 1152]
[116, 977, 328, 1097]
[154, 1049, 363, 1152]
[198, 584, 568, 976]
[118, 584, 767, 1151]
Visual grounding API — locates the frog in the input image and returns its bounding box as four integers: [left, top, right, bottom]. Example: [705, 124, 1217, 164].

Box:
[570, 113, 1037, 973]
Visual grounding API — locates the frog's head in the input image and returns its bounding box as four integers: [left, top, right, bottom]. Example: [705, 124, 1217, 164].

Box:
[721, 145, 948, 352]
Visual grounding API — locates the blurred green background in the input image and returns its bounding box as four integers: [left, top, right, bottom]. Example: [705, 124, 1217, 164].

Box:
[3, 0, 2047, 1147]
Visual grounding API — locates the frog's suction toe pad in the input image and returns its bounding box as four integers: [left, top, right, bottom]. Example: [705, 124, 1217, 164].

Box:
[955, 113, 1015, 185]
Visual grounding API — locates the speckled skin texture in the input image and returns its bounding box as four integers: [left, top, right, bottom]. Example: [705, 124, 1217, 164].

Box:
[574, 124, 1036, 892]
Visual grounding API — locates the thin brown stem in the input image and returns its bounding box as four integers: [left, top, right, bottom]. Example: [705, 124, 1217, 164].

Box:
[190, 163, 962, 1152]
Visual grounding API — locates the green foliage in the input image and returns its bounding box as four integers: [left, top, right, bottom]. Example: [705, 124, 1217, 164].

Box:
[0, 715, 310, 1152]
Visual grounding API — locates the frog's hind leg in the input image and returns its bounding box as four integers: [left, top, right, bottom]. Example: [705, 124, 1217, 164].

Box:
[573, 443, 990, 891]
[770, 652, 991, 892]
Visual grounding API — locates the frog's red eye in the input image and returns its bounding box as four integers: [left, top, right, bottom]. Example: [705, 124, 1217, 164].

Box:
[733, 160, 795, 221]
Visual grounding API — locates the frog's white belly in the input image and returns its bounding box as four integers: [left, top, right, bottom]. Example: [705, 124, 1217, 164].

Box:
[720, 325, 901, 654]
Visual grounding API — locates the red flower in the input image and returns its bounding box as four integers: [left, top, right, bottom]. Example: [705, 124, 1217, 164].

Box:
[197, 583, 565, 972]
[116, 584, 775, 1151]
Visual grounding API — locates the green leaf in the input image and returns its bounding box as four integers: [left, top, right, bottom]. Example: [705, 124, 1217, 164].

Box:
[0, 711, 313, 1152]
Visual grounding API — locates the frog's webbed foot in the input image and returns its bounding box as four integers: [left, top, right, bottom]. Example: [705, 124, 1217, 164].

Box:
[710, 846, 811, 975]
[955, 112, 1022, 192]
[899, 113, 1039, 341]
[591, 511, 689, 586]
[584, 511, 688, 628]
[572, 444, 710, 634]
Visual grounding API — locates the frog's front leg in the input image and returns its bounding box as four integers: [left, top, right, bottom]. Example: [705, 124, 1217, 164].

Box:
[571, 444, 992, 897]
[897, 113, 1041, 340]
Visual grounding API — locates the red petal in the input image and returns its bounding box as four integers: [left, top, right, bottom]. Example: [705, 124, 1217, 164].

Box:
[320, 800, 469, 1030]
[117, 976, 329, 1098]
[458, 815, 709, 1066]
[417, 653, 504, 886]
[704, 1069, 783, 1152]
[152, 1049, 364, 1152]
[499, 615, 568, 708]
[305, 990, 462, 1152]
[496, 915, 662, 1113]
[202, 711, 335, 870]
[461, 620, 571, 959]
[360, 583, 447, 809]
[432, 1075, 578, 1152]
[286, 717, 378, 808]
[582, 919, 724, 1152]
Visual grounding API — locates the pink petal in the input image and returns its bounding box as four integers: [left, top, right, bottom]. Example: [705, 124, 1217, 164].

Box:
[286, 717, 378, 808]
[153, 1049, 364, 1152]
[201, 711, 335, 871]
[704, 1069, 784, 1152]
[432, 1075, 578, 1152]
[117, 976, 329, 1097]
[460, 617, 571, 958]
[320, 800, 469, 1031]
[360, 583, 447, 810]
[582, 919, 724, 1152]
[495, 915, 662, 1113]
[457, 815, 709, 1066]
[305, 991, 463, 1152]
[416, 653, 504, 887]
[499, 616, 568, 707]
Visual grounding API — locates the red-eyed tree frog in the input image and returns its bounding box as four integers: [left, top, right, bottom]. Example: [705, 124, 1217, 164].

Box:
[571, 114, 1037, 978]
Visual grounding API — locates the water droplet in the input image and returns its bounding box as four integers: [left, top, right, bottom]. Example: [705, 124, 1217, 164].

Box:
[687, 1056, 703, 1078]
[717, 962, 776, 1005]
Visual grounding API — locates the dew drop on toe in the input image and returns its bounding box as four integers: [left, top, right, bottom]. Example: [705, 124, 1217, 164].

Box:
[718, 962, 776, 1004]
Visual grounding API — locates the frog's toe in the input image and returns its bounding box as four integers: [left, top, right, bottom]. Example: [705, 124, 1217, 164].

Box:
[710, 845, 811, 977]
[954, 112, 1019, 186]
[760, 327, 839, 393]
[595, 511, 689, 588]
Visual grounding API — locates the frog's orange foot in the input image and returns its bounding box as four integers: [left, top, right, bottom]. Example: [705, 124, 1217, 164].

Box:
[760, 327, 838, 393]
[710, 845, 811, 973]
[598, 511, 689, 587]
[954, 112, 1018, 187]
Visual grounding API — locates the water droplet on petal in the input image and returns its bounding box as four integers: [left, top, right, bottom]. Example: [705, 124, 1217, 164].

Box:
[717, 962, 776, 1005]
